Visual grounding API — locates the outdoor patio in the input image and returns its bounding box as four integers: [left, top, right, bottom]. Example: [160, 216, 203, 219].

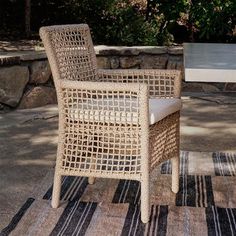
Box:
[0, 1, 236, 234]
[1, 94, 236, 235]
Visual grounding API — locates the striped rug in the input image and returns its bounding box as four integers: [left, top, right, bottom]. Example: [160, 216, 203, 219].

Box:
[1, 151, 236, 236]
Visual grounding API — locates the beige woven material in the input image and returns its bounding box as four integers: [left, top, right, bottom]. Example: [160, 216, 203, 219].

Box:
[39, 24, 182, 223]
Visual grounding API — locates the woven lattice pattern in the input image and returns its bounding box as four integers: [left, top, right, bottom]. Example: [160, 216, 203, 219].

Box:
[59, 82, 144, 178]
[98, 69, 181, 99]
[40, 24, 97, 82]
[149, 111, 180, 169]
[39, 24, 182, 223]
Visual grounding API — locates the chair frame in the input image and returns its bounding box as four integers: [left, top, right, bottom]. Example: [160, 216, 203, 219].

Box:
[40, 24, 181, 223]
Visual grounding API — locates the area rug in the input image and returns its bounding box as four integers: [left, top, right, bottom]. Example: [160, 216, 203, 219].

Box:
[1, 151, 236, 236]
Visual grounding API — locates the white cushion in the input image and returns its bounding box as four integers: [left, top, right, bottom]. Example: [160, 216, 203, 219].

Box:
[149, 98, 182, 124]
[68, 98, 181, 125]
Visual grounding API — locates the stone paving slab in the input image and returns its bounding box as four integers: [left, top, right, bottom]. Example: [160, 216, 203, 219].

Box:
[181, 96, 236, 151]
[0, 55, 20, 66]
[0, 50, 47, 62]
[0, 40, 41, 52]
[0, 105, 58, 129]
[183, 92, 236, 104]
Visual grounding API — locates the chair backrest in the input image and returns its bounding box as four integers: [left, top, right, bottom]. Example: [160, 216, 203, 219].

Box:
[39, 24, 97, 86]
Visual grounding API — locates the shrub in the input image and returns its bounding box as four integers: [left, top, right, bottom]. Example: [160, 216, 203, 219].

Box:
[0, 0, 235, 44]
[148, 0, 236, 43]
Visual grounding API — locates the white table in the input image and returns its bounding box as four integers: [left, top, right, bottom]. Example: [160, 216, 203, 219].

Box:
[184, 43, 236, 82]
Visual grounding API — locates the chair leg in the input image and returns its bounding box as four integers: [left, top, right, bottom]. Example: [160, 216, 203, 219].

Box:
[140, 179, 150, 223]
[171, 155, 179, 193]
[88, 177, 95, 184]
[51, 173, 62, 208]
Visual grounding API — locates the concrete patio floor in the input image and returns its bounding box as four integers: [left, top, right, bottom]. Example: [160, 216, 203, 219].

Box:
[1, 94, 236, 229]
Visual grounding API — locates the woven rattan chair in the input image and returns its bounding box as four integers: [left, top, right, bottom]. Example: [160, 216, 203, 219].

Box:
[40, 24, 182, 223]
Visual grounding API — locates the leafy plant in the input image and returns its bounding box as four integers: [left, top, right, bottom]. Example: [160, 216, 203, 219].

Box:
[0, 0, 235, 44]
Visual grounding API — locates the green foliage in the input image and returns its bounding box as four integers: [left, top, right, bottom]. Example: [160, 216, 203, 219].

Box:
[0, 0, 235, 44]
[189, 0, 236, 42]
[148, 0, 236, 43]
[30, 0, 160, 45]
[0, 0, 25, 37]
[100, 3, 159, 45]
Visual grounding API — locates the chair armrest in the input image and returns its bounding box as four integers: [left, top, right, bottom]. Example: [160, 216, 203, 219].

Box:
[59, 79, 146, 94]
[58, 79, 149, 127]
[98, 69, 182, 98]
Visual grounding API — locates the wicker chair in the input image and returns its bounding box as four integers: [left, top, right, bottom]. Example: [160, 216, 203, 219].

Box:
[40, 24, 182, 223]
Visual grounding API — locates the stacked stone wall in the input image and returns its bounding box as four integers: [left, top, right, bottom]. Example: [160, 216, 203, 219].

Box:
[0, 46, 235, 110]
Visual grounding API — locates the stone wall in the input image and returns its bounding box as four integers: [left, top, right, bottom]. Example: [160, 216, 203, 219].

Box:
[0, 46, 235, 111]
[0, 51, 57, 111]
[95, 46, 183, 70]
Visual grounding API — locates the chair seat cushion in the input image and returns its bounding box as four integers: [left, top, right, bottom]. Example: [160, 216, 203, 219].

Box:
[149, 98, 182, 124]
[68, 98, 181, 125]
